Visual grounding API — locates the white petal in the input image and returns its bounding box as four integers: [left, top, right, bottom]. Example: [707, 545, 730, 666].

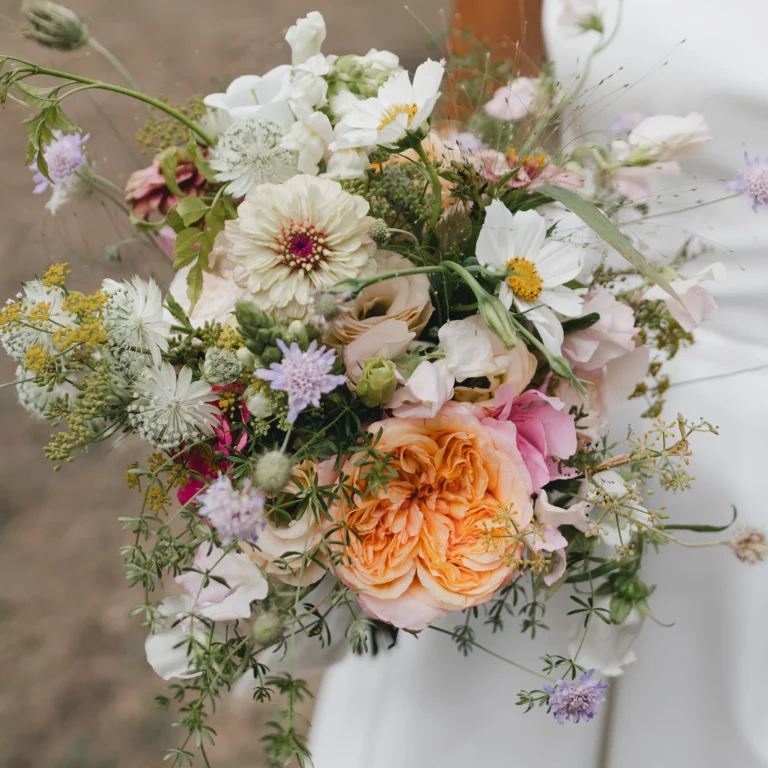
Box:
[411, 59, 445, 105]
[510, 209, 547, 259]
[525, 304, 564, 353]
[540, 287, 584, 317]
[534, 240, 584, 286]
[476, 199, 515, 269]
[145, 625, 196, 680]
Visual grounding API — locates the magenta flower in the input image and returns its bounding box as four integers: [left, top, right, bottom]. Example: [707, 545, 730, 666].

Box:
[726, 152, 768, 211]
[256, 340, 346, 423]
[545, 669, 609, 723]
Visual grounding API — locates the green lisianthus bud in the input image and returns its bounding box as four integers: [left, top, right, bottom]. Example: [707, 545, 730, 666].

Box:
[21, 0, 89, 50]
[251, 609, 286, 646]
[356, 357, 398, 408]
[254, 450, 292, 494]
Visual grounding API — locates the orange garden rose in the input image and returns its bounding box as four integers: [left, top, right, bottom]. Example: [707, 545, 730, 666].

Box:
[331, 403, 534, 630]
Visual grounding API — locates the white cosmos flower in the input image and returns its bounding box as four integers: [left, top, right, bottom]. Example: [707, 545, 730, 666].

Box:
[281, 111, 333, 175]
[476, 200, 584, 353]
[285, 11, 326, 65]
[202, 66, 294, 135]
[128, 363, 220, 450]
[226, 174, 376, 322]
[210, 118, 298, 197]
[103, 275, 170, 366]
[330, 59, 445, 150]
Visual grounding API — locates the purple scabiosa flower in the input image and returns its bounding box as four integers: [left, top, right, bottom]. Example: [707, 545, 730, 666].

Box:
[726, 152, 768, 211]
[544, 669, 609, 724]
[256, 339, 346, 423]
[29, 130, 89, 194]
[198, 474, 266, 545]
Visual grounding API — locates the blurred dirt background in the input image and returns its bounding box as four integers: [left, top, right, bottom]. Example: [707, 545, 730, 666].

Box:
[0, 1, 445, 765]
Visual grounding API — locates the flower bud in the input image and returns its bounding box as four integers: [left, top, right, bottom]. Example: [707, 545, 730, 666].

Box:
[284, 320, 309, 348]
[369, 219, 391, 246]
[236, 346, 259, 370]
[477, 294, 518, 348]
[21, 0, 89, 50]
[355, 357, 398, 408]
[254, 450, 293, 494]
[244, 385, 274, 419]
[251, 609, 286, 646]
[202, 347, 242, 385]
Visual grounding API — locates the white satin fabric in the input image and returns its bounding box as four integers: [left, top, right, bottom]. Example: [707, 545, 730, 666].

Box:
[309, 2, 768, 764]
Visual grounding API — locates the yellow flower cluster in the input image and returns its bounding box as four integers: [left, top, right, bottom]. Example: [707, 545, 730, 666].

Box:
[42, 262, 71, 288]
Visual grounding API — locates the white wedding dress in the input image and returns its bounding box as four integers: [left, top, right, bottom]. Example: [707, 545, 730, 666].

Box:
[309, 1, 768, 765]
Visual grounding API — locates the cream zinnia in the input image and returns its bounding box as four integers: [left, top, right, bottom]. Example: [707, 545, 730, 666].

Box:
[226, 174, 376, 321]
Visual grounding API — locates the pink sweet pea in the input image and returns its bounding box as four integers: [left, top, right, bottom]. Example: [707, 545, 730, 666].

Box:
[483, 383, 578, 491]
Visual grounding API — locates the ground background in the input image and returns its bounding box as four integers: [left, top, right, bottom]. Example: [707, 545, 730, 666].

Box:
[0, 2, 443, 765]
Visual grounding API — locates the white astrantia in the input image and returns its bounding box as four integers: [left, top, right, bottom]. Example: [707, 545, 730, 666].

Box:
[285, 11, 326, 65]
[210, 118, 298, 198]
[15, 365, 75, 420]
[323, 147, 369, 180]
[226, 174, 376, 322]
[281, 111, 333, 175]
[475, 200, 584, 353]
[331, 59, 446, 150]
[103, 275, 170, 366]
[288, 54, 331, 119]
[202, 66, 294, 136]
[1, 280, 75, 364]
[128, 363, 220, 450]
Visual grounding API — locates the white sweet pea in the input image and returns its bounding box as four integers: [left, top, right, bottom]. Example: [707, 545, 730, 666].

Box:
[288, 54, 331, 119]
[586, 471, 652, 550]
[203, 67, 294, 130]
[476, 200, 584, 353]
[388, 359, 454, 418]
[281, 111, 333, 175]
[438, 316, 507, 380]
[323, 147, 369, 180]
[628, 112, 712, 162]
[145, 546, 268, 680]
[558, 0, 603, 34]
[534, 489, 591, 533]
[645, 262, 727, 331]
[331, 59, 445, 150]
[567, 595, 646, 677]
[285, 11, 326, 65]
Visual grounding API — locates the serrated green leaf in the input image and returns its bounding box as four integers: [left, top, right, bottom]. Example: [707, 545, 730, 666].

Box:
[14, 82, 58, 108]
[160, 150, 185, 197]
[173, 227, 202, 254]
[165, 292, 192, 330]
[536, 184, 681, 301]
[173, 249, 198, 270]
[175, 195, 209, 226]
[187, 134, 219, 183]
[186, 260, 204, 313]
[610, 594, 633, 625]
[44, 104, 79, 133]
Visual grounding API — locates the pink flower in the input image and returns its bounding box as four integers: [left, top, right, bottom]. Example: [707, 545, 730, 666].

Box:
[527, 164, 584, 191]
[563, 288, 639, 371]
[645, 262, 727, 331]
[611, 161, 680, 203]
[483, 384, 578, 492]
[484, 78, 539, 121]
[466, 149, 511, 181]
[178, 449, 217, 506]
[524, 521, 569, 586]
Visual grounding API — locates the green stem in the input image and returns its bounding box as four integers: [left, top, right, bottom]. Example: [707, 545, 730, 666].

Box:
[412, 138, 443, 244]
[5, 56, 214, 145]
[87, 37, 146, 98]
[621, 194, 740, 226]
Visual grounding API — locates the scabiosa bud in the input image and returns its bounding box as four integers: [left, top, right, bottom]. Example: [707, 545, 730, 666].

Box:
[369, 219, 391, 246]
[544, 670, 608, 724]
[22, 0, 89, 50]
[730, 527, 768, 564]
[254, 450, 293, 494]
[726, 152, 768, 212]
[203, 347, 242, 385]
[197, 474, 266, 545]
[251, 609, 286, 646]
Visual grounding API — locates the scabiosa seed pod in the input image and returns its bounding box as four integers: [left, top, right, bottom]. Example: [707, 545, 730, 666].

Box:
[21, 0, 89, 51]
[369, 219, 391, 246]
[254, 450, 293, 494]
[251, 609, 286, 646]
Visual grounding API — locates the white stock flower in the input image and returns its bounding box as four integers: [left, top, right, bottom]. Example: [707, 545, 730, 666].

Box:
[128, 363, 220, 450]
[628, 112, 712, 162]
[388, 359, 454, 418]
[476, 200, 584, 353]
[281, 111, 333, 175]
[331, 59, 445, 150]
[288, 54, 331, 118]
[103, 275, 170, 365]
[285, 11, 326, 65]
[210, 118, 298, 197]
[644, 262, 727, 331]
[226, 174, 376, 322]
[323, 148, 369, 180]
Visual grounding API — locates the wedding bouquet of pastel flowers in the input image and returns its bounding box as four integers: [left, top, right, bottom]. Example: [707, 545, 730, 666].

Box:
[2, 2, 761, 765]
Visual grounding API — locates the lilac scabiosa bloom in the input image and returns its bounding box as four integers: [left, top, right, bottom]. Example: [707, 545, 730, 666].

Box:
[726, 152, 768, 211]
[257, 339, 346, 423]
[29, 130, 89, 194]
[198, 474, 266, 544]
[544, 669, 609, 723]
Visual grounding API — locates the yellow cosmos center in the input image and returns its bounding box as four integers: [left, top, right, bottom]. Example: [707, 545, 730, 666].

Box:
[377, 103, 419, 132]
[506, 257, 543, 302]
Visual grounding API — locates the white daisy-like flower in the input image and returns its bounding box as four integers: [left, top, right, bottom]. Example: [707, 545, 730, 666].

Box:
[226, 174, 376, 322]
[210, 118, 298, 198]
[128, 363, 220, 450]
[1, 280, 75, 364]
[103, 275, 170, 366]
[330, 58, 445, 150]
[476, 200, 584, 353]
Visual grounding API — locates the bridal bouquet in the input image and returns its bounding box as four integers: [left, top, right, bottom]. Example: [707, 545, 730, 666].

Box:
[2, 3, 760, 765]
